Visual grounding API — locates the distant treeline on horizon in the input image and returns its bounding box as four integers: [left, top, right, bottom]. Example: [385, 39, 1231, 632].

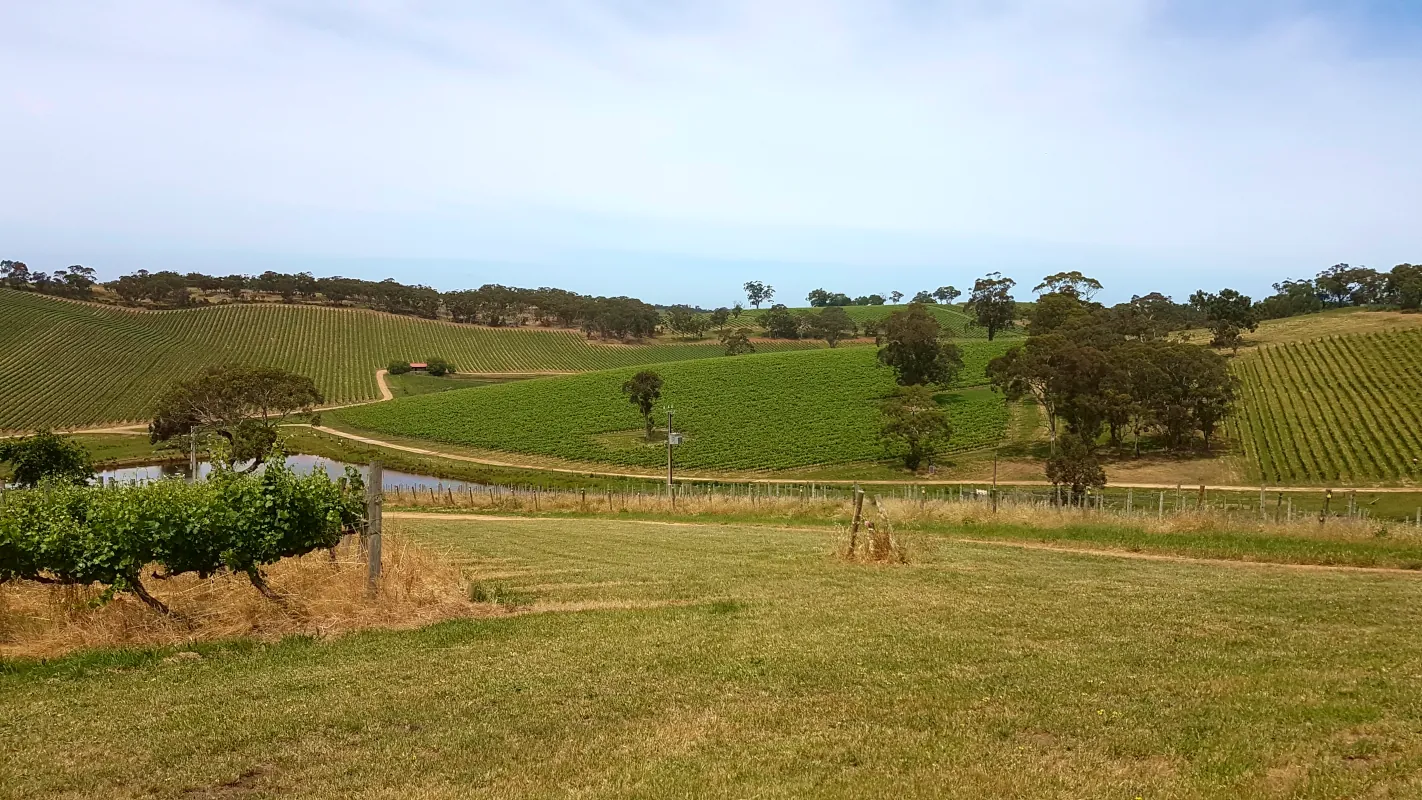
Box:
[0, 259, 1417, 341]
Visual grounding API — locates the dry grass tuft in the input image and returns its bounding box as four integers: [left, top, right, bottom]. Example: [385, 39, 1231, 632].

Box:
[0, 534, 490, 660]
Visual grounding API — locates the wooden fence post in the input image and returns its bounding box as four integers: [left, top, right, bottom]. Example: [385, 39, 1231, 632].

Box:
[366, 461, 383, 598]
[848, 486, 865, 555]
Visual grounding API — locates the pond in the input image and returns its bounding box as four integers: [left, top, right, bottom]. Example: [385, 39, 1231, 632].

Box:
[95, 454, 494, 493]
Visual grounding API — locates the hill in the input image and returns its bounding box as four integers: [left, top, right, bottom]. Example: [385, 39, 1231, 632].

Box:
[331, 343, 1017, 472]
[0, 290, 829, 431]
[1232, 327, 1422, 485]
[719, 303, 1023, 339]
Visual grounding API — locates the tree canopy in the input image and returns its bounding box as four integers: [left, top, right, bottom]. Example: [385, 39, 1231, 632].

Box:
[965, 273, 1017, 341]
[879, 386, 952, 471]
[148, 366, 323, 469]
[876, 304, 964, 387]
[0, 431, 94, 488]
[620, 370, 664, 439]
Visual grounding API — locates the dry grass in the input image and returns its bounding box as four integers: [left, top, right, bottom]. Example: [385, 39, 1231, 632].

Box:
[0, 534, 487, 660]
[388, 483, 1408, 541]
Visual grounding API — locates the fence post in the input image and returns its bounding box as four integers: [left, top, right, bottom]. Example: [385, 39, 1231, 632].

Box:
[1158, 491, 1164, 519]
[1126, 488, 1133, 514]
[366, 461, 383, 598]
[849, 486, 866, 555]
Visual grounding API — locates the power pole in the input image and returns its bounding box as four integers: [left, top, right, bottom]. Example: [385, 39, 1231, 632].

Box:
[188, 429, 199, 483]
[666, 407, 674, 488]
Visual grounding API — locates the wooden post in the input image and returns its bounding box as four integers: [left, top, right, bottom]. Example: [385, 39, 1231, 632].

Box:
[991, 449, 999, 513]
[1274, 492, 1283, 523]
[1196, 485, 1206, 512]
[1320, 489, 1332, 524]
[1259, 486, 1266, 521]
[848, 486, 865, 555]
[1126, 488, 1133, 514]
[1158, 491, 1164, 519]
[366, 461, 383, 598]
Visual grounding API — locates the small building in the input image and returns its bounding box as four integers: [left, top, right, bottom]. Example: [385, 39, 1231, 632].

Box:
[408, 362, 429, 371]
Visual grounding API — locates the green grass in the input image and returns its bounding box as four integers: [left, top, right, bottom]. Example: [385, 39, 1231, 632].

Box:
[333, 343, 1017, 472]
[7, 515, 1422, 797]
[0, 290, 829, 431]
[723, 303, 1023, 339]
[1232, 328, 1422, 485]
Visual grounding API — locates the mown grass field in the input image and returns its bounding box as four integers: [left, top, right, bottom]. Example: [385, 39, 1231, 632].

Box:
[1233, 328, 1422, 485]
[6, 514, 1422, 798]
[0, 290, 832, 431]
[333, 343, 1016, 472]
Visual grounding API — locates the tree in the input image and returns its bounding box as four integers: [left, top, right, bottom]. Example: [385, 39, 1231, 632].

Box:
[932, 286, 961, 304]
[0, 431, 94, 488]
[1388, 264, 1422, 310]
[876, 304, 964, 386]
[855, 294, 886, 306]
[805, 306, 856, 347]
[720, 328, 755, 356]
[1190, 288, 1257, 345]
[761, 304, 802, 339]
[879, 386, 952, 471]
[1034, 271, 1103, 301]
[732, 303, 744, 318]
[664, 305, 709, 338]
[1045, 434, 1106, 505]
[1255, 279, 1323, 320]
[388, 360, 412, 375]
[965, 273, 1017, 340]
[743, 281, 774, 309]
[1, 260, 31, 289]
[1029, 291, 1091, 336]
[806, 288, 831, 307]
[889, 290, 904, 304]
[710, 307, 732, 331]
[1209, 321, 1245, 353]
[149, 366, 324, 469]
[425, 357, 453, 377]
[620, 370, 664, 440]
[911, 290, 937, 304]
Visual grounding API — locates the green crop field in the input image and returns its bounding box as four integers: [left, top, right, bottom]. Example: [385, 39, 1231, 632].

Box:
[721, 303, 1023, 339]
[333, 343, 1017, 472]
[1232, 328, 1422, 485]
[0, 290, 829, 431]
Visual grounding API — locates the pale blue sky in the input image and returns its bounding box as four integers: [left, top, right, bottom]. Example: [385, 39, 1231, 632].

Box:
[2, 1, 1419, 306]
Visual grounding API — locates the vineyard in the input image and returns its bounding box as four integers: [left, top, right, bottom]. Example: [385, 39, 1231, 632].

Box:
[724, 303, 1021, 339]
[1232, 328, 1422, 485]
[0, 290, 829, 431]
[333, 343, 1017, 472]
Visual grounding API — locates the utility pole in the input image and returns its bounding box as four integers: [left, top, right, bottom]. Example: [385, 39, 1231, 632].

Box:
[991, 448, 999, 513]
[666, 407, 674, 488]
[188, 428, 199, 483]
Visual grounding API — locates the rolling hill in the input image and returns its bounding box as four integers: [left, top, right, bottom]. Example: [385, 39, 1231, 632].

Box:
[331, 343, 1017, 472]
[0, 290, 831, 431]
[722, 303, 1023, 339]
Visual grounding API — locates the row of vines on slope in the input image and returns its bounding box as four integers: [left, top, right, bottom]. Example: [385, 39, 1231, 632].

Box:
[1232, 328, 1422, 484]
[333, 343, 1016, 472]
[0, 290, 829, 430]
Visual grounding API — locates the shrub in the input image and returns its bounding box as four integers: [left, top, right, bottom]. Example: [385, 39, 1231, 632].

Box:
[0, 431, 93, 488]
[425, 357, 453, 377]
[388, 361, 413, 375]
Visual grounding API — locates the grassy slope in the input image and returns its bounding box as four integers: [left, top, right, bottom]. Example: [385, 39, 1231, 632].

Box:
[0, 290, 826, 431]
[333, 342, 1017, 472]
[725, 302, 1025, 339]
[6, 516, 1422, 798]
[1231, 326, 1422, 486]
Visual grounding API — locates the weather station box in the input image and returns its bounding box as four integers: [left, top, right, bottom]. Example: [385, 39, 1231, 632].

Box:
[667, 433, 684, 446]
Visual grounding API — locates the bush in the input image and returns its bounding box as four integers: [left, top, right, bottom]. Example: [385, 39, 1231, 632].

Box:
[425, 357, 453, 377]
[388, 361, 413, 375]
[0, 452, 365, 611]
[0, 431, 93, 488]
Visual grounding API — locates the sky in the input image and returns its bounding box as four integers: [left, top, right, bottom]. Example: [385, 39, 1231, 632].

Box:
[2, 0, 1420, 307]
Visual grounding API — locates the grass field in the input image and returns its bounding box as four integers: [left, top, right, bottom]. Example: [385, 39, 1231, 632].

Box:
[332, 343, 1017, 472]
[1233, 328, 1422, 485]
[7, 514, 1422, 798]
[0, 290, 831, 431]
